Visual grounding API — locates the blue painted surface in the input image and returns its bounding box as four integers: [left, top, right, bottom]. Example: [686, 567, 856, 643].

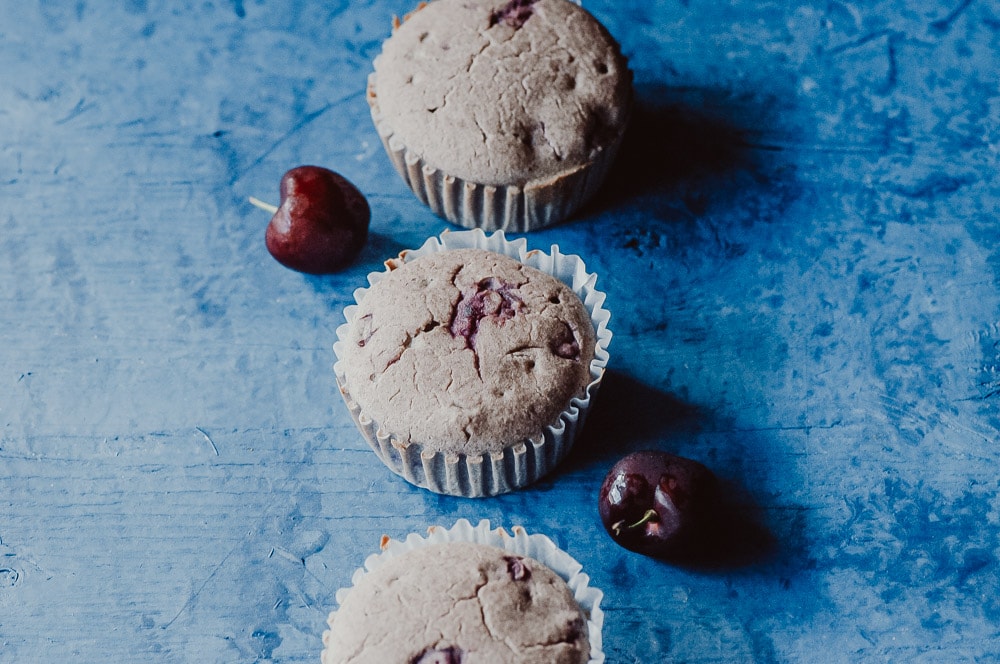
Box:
[2, 0, 999, 661]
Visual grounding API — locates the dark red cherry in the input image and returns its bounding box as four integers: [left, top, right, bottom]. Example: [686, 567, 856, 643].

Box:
[598, 450, 717, 560]
[257, 165, 369, 274]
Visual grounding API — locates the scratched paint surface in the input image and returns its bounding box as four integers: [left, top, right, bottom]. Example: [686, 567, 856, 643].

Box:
[2, 0, 999, 661]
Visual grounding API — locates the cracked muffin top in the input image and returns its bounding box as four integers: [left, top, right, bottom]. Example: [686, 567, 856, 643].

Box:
[322, 541, 590, 663]
[369, 0, 630, 186]
[339, 248, 595, 456]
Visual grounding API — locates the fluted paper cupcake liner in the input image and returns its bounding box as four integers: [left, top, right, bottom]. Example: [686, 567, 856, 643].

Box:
[333, 229, 612, 497]
[366, 71, 630, 232]
[322, 518, 605, 663]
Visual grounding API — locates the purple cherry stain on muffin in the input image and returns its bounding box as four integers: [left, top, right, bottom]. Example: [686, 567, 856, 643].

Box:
[356, 313, 374, 347]
[489, 0, 537, 28]
[550, 321, 581, 361]
[503, 555, 532, 581]
[412, 647, 464, 664]
[563, 615, 586, 644]
[449, 278, 523, 349]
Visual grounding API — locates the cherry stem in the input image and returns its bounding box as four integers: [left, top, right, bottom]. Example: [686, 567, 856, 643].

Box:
[248, 196, 279, 214]
[612, 509, 658, 536]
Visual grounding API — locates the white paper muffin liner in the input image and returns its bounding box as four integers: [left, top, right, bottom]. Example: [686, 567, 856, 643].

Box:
[333, 229, 612, 497]
[322, 518, 605, 663]
[366, 71, 631, 233]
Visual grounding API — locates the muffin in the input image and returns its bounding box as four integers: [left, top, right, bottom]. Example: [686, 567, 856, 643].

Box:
[367, 0, 632, 231]
[321, 519, 605, 663]
[341, 247, 593, 453]
[333, 230, 612, 496]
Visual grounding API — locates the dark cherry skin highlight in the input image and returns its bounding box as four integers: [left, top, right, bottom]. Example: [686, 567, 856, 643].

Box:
[257, 165, 369, 275]
[598, 450, 718, 560]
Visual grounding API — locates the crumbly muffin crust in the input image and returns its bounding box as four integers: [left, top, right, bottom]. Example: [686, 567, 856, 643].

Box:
[322, 542, 590, 663]
[370, 0, 630, 186]
[340, 248, 595, 456]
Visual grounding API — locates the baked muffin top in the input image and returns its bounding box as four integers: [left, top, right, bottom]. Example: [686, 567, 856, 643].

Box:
[322, 541, 590, 663]
[370, 0, 631, 186]
[339, 248, 595, 456]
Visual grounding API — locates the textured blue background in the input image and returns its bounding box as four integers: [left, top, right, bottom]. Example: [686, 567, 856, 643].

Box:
[2, 0, 1000, 661]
